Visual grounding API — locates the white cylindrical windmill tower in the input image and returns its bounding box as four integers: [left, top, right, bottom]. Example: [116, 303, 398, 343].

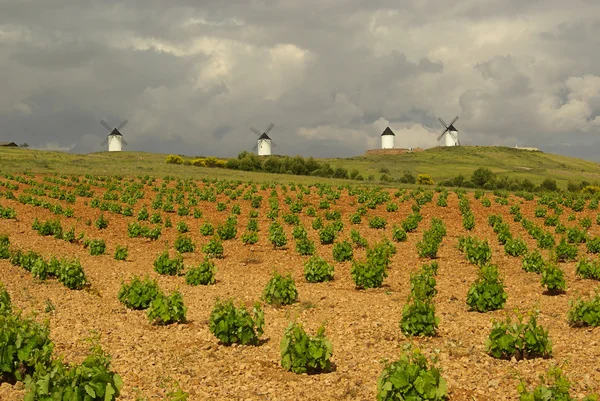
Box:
[446, 126, 459, 146]
[108, 130, 123, 152]
[100, 119, 129, 152]
[381, 127, 395, 149]
[251, 123, 275, 156]
[257, 133, 272, 156]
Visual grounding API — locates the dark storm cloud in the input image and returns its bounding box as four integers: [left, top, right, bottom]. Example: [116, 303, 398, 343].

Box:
[1, 0, 599, 159]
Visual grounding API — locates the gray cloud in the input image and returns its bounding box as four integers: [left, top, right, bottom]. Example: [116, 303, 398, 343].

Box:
[1, 0, 599, 160]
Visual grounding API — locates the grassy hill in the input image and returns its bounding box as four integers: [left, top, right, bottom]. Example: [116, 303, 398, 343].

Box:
[1, 146, 599, 188]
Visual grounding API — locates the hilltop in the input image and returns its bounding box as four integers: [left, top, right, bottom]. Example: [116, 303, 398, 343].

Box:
[0, 146, 599, 188]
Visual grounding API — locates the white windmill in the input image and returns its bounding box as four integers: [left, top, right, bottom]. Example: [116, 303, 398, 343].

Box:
[437, 116, 461, 146]
[381, 127, 395, 149]
[100, 119, 129, 152]
[250, 123, 276, 156]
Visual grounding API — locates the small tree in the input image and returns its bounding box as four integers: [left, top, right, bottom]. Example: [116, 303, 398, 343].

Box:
[471, 167, 494, 187]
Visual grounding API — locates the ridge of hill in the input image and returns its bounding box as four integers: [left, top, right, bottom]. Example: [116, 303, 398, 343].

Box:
[0, 146, 598, 188]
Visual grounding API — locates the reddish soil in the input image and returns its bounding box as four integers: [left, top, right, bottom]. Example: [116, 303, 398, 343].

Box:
[0, 176, 599, 400]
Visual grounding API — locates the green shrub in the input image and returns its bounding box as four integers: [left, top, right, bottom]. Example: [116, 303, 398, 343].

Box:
[176, 221, 188, 233]
[522, 250, 545, 274]
[554, 238, 578, 262]
[567, 227, 586, 244]
[0, 282, 11, 315]
[200, 222, 214, 236]
[24, 342, 123, 401]
[241, 231, 259, 245]
[113, 245, 128, 261]
[268, 221, 288, 248]
[0, 313, 54, 382]
[400, 299, 439, 337]
[351, 258, 387, 289]
[575, 259, 600, 280]
[303, 256, 334, 283]
[202, 237, 224, 258]
[94, 214, 109, 230]
[153, 250, 184, 275]
[462, 212, 475, 231]
[587, 236, 600, 254]
[318, 225, 336, 245]
[84, 239, 106, 256]
[209, 299, 264, 345]
[466, 265, 507, 312]
[185, 259, 217, 286]
[350, 229, 368, 248]
[409, 270, 437, 301]
[280, 322, 333, 374]
[147, 290, 186, 325]
[485, 312, 552, 360]
[174, 234, 195, 253]
[369, 216, 387, 229]
[56, 258, 87, 290]
[376, 346, 448, 401]
[541, 263, 567, 294]
[568, 291, 600, 327]
[517, 365, 599, 401]
[504, 238, 528, 257]
[295, 237, 315, 256]
[332, 240, 353, 262]
[118, 276, 161, 310]
[262, 272, 298, 305]
[460, 236, 492, 267]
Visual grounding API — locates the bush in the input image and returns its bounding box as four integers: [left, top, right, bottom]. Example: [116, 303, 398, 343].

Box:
[114, 245, 128, 261]
[56, 258, 88, 290]
[185, 259, 217, 286]
[568, 291, 600, 327]
[153, 250, 184, 275]
[118, 276, 161, 310]
[200, 222, 214, 236]
[0, 313, 54, 383]
[554, 238, 578, 262]
[174, 234, 195, 253]
[318, 225, 336, 245]
[517, 365, 599, 401]
[209, 299, 264, 345]
[575, 259, 600, 280]
[409, 270, 437, 301]
[262, 272, 298, 305]
[460, 236, 492, 267]
[0, 282, 11, 315]
[303, 256, 334, 283]
[400, 299, 439, 337]
[332, 241, 353, 262]
[504, 238, 528, 257]
[541, 263, 567, 294]
[268, 222, 288, 248]
[241, 231, 259, 245]
[84, 238, 106, 256]
[351, 258, 387, 289]
[369, 216, 387, 229]
[485, 312, 552, 360]
[202, 237, 224, 258]
[466, 265, 507, 312]
[280, 322, 333, 374]
[522, 250, 545, 274]
[376, 346, 448, 401]
[392, 225, 407, 242]
[147, 290, 187, 325]
[416, 174, 434, 185]
[166, 155, 184, 164]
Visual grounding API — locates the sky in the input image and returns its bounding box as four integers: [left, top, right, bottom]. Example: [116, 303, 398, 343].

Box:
[1, 0, 600, 160]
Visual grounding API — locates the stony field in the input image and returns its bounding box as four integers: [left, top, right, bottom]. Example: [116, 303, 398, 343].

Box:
[0, 173, 598, 400]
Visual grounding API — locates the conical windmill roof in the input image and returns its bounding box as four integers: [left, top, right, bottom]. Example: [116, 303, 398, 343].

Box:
[258, 133, 271, 140]
[381, 127, 395, 136]
[448, 124, 458, 132]
[109, 128, 123, 136]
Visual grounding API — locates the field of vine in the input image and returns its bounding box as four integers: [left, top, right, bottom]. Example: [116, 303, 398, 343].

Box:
[0, 171, 599, 400]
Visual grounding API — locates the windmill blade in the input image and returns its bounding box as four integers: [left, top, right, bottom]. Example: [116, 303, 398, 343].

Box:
[101, 136, 108, 146]
[249, 126, 261, 136]
[264, 123, 275, 135]
[122, 138, 128, 146]
[116, 119, 129, 130]
[437, 117, 448, 128]
[100, 120, 112, 132]
[252, 142, 258, 152]
[271, 140, 277, 148]
[437, 129, 448, 142]
[449, 116, 459, 126]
